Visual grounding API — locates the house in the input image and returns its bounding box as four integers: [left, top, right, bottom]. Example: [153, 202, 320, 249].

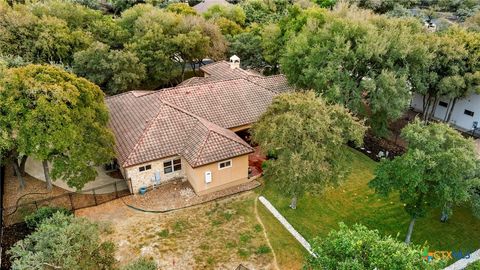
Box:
[107, 56, 291, 194]
[411, 93, 480, 132]
[193, 0, 232, 14]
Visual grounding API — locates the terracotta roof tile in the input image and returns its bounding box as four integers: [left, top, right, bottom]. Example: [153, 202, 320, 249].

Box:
[106, 62, 292, 168]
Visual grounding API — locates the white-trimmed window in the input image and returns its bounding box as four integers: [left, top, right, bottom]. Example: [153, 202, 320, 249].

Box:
[138, 164, 151, 172]
[218, 160, 232, 170]
[164, 158, 181, 174]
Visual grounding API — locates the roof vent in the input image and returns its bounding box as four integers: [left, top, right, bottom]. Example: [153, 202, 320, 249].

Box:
[229, 55, 240, 69]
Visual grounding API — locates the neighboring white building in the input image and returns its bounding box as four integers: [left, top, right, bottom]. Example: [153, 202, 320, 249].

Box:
[411, 93, 480, 132]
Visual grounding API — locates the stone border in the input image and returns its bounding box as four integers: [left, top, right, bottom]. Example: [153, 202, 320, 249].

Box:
[258, 196, 316, 257]
[444, 249, 480, 270]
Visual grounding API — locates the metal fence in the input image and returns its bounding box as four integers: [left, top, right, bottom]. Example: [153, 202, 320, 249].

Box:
[2, 179, 132, 226]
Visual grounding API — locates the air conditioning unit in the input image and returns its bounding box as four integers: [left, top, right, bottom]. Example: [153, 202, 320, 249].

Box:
[205, 171, 212, 184]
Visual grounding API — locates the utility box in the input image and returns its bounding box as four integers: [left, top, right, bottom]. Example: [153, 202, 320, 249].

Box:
[205, 171, 212, 184]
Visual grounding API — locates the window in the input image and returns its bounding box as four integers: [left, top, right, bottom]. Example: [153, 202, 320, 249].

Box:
[218, 160, 232, 170]
[439, 101, 448, 108]
[138, 164, 152, 172]
[464, 110, 475, 117]
[164, 158, 181, 174]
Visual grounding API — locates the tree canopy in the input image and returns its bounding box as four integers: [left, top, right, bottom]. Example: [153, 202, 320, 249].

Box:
[9, 212, 116, 270]
[252, 91, 366, 208]
[0, 65, 115, 190]
[281, 6, 428, 136]
[369, 119, 479, 243]
[73, 42, 146, 95]
[305, 223, 445, 270]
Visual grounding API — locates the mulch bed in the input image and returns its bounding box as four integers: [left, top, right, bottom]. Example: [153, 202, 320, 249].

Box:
[1, 223, 32, 270]
[350, 133, 406, 162]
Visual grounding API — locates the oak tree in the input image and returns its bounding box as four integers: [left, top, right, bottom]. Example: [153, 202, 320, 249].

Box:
[252, 91, 366, 209]
[0, 65, 115, 190]
[369, 119, 479, 244]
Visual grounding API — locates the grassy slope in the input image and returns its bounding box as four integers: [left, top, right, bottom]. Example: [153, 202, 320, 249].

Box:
[261, 148, 480, 252]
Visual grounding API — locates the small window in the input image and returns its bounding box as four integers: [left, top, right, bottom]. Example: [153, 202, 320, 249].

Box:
[464, 110, 474, 117]
[164, 158, 181, 174]
[439, 101, 448, 108]
[138, 164, 151, 172]
[218, 160, 232, 170]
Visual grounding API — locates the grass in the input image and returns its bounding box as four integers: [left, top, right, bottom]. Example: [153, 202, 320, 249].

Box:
[93, 193, 275, 269]
[257, 201, 307, 269]
[261, 147, 480, 253]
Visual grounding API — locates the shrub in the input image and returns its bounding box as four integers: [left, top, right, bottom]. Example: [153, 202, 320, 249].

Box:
[10, 212, 116, 270]
[121, 258, 157, 270]
[24, 206, 71, 229]
[305, 223, 445, 270]
[255, 245, 271, 254]
[467, 261, 480, 270]
[157, 229, 169, 238]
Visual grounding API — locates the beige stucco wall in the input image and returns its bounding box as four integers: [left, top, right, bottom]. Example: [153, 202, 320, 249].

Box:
[123, 156, 184, 193]
[185, 155, 250, 195]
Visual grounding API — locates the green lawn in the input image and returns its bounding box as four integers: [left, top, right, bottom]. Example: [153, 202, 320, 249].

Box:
[257, 202, 307, 269]
[260, 148, 480, 253]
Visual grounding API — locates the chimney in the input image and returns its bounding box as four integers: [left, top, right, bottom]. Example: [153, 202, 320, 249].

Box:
[229, 55, 240, 69]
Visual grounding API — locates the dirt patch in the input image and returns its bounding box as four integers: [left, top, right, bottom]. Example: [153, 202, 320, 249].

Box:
[77, 192, 275, 269]
[122, 179, 260, 212]
[3, 165, 69, 209]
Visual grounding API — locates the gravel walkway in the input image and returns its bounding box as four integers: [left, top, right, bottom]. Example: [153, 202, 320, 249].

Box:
[122, 179, 261, 212]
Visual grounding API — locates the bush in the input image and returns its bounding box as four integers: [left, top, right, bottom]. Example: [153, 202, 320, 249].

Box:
[305, 223, 446, 270]
[10, 212, 116, 270]
[255, 245, 271, 254]
[24, 206, 71, 229]
[121, 258, 157, 270]
[467, 261, 480, 270]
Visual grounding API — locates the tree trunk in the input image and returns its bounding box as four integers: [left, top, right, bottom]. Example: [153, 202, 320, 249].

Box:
[42, 160, 52, 191]
[446, 97, 457, 123]
[19, 155, 27, 176]
[405, 217, 416, 244]
[428, 96, 438, 121]
[290, 195, 297, 210]
[191, 62, 197, 76]
[12, 160, 25, 189]
[443, 98, 452, 122]
[422, 96, 431, 122]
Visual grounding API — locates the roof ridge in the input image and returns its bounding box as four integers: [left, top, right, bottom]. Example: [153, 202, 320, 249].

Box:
[199, 60, 229, 72]
[122, 105, 164, 167]
[244, 76, 282, 94]
[161, 100, 253, 163]
[189, 125, 212, 167]
[105, 91, 135, 100]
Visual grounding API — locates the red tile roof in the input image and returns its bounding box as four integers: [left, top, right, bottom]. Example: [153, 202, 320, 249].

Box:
[106, 62, 293, 168]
